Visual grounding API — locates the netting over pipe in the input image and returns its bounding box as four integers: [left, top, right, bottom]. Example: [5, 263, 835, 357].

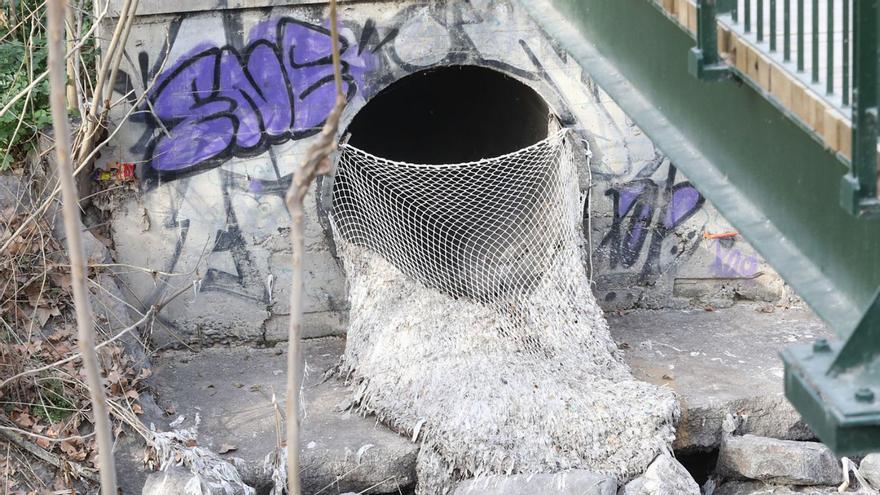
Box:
[331, 130, 678, 493]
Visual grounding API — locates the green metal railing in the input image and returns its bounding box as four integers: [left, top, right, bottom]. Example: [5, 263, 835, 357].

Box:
[691, 0, 880, 455]
[521, 0, 880, 457]
[696, 0, 880, 216]
[728, 0, 850, 99]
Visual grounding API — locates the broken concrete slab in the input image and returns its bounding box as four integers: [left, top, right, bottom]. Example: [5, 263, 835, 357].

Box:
[621, 453, 699, 495]
[453, 471, 616, 495]
[150, 337, 418, 494]
[608, 305, 830, 451]
[717, 435, 841, 486]
[714, 481, 846, 494]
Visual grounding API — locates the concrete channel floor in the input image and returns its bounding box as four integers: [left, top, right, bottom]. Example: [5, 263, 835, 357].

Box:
[127, 303, 833, 494]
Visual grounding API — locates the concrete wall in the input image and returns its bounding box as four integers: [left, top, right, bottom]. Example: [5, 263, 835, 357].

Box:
[98, 0, 784, 347]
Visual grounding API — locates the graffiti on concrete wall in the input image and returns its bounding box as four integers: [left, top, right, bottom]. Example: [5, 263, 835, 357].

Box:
[134, 18, 370, 181]
[710, 238, 760, 278]
[109, 0, 588, 342]
[597, 160, 705, 284]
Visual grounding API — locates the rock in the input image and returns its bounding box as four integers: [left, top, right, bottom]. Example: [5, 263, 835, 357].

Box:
[48, 201, 110, 264]
[142, 467, 202, 494]
[621, 453, 699, 495]
[0, 172, 28, 213]
[141, 463, 254, 495]
[717, 435, 841, 486]
[859, 453, 880, 490]
[714, 480, 843, 494]
[453, 471, 616, 495]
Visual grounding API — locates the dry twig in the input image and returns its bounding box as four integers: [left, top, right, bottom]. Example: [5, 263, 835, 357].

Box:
[45, 0, 117, 492]
[284, 1, 345, 493]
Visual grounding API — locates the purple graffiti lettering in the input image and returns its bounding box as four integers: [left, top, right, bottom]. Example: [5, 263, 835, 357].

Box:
[711, 239, 759, 278]
[599, 164, 705, 280]
[143, 18, 371, 176]
[617, 183, 646, 217]
[664, 184, 702, 229]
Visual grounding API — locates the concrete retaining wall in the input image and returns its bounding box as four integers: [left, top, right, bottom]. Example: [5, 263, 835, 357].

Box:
[97, 0, 784, 346]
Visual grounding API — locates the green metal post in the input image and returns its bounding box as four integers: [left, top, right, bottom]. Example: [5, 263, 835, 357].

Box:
[798, 0, 805, 71]
[844, 0, 850, 106]
[827, 0, 834, 95]
[690, 0, 732, 80]
[812, 0, 819, 83]
[841, 0, 880, 216]
[746, 0, 752, 31]
[770, 0, 777, 51]
[758, 0, 764, 42]
[784, 0, 791, 60]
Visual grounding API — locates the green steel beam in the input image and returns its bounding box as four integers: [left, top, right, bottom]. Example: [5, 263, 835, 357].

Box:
[519, 0, 880, 453]
[518, 0, 875, 335]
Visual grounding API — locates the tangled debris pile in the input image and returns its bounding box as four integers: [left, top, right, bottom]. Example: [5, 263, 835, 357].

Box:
[333, 131, 679, 493]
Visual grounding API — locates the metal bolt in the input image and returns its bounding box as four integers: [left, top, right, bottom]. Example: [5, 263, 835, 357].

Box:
[813, 339, 831, 353]
[855, 388, 875, 403]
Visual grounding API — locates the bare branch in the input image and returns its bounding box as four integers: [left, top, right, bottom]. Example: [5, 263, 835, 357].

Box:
[285, 1, 345, 494]
[45, 1, 117, 492]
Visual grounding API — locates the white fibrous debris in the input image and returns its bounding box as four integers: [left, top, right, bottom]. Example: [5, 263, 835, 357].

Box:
[150, 414, 255, 495]
[331, 130, 679, 493]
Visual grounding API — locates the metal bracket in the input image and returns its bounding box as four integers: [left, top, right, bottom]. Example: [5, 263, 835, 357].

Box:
[782, 286, 880, 456]
[688, 0, 731, 81]
[840, 171, 880, 218]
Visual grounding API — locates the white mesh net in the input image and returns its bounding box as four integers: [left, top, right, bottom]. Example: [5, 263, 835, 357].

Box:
[331, 129, 678, 493]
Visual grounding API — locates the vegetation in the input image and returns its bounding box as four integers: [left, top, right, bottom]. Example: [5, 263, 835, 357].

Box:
[0, 0, 95, 170]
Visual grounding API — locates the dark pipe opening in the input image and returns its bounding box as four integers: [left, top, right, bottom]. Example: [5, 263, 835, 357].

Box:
[345, 66, 550, 163]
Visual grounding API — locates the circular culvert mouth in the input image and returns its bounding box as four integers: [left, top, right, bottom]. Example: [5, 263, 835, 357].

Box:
[344, 65, 550, 164]
[333, 66, 563, 303]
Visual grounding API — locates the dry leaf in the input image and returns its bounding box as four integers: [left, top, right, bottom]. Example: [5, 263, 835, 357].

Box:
[11, 411, 34, 428]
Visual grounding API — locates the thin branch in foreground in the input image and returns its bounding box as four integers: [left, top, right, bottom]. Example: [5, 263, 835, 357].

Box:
[45, 1, 117, 493]
[285, 1, 345, 494]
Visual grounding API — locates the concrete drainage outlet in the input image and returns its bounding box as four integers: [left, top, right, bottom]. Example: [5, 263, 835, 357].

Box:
[329, 66, 679, 493]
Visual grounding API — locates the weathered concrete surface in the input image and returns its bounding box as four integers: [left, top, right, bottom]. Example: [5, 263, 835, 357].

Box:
[620, 454, 699, 495]
[101, 0, 784, 347]
[608, 305, 830, 451]
[715, 481, 846, 494]
[717, 435, 841, 486]
[453, 471, 616, 495]
[150, 337, 417, 494]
